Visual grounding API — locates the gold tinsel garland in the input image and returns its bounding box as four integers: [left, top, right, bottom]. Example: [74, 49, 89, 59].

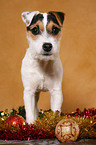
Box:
[79, 115, 96, 138]
[34, 110, 96, 139]
[0, 108, 96, 139]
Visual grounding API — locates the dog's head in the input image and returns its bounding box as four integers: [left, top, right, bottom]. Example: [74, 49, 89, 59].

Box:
[21, 11, 65, 60]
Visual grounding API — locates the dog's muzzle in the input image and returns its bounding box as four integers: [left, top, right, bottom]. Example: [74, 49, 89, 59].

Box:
[42, 43, 52, 56]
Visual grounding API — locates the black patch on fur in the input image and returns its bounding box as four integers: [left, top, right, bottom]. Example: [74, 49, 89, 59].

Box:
[48, 11, 65, 26]
[56, 12, 65, 25]
[47, 13, 60, 26]
[27, 14, 44, 31]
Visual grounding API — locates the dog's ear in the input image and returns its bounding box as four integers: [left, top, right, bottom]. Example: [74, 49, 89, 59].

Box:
[48, 11, 65, 26]
[21, 11, 40, 26]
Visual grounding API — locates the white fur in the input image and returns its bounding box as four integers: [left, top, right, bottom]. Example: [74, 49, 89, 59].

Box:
[21, 11, 63, 124]
[21, 11, 40, 26]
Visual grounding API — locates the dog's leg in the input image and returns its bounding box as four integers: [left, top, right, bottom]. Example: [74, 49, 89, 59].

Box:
[34, 91, 40, 120]
[23, 89, 39, 124]
[50, 88, 63, 112]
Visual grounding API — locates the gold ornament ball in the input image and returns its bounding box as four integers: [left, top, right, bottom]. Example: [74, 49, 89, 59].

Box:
[55, 118, 79, 143]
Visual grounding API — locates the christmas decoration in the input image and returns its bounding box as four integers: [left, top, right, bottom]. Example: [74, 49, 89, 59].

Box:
[0, 124, 55, 140]
[65, 108, 96, 118]
[6, 115, 25, 127]
[10, 106, 26, 119]
[79, 115, 96, 139]
[35, 110, 61, 133]
[5, 115, 26, 133]
[0, 107, 95, 141]
[55, 118, 79, 142]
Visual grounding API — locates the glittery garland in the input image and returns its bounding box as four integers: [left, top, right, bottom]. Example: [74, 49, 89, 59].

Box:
[35, 109, 96, 139]
[0, 107, 96, 140]
[79, 115, 96, 138]
[0, 124, 55, 140]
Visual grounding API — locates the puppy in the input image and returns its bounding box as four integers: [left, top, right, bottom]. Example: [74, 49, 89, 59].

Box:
[21, 11, 65, 124]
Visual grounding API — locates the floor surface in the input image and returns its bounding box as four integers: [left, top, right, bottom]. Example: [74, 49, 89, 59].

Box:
[0, 139, 96, 145]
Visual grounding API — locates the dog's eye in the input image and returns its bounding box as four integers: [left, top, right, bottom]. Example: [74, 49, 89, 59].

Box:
[52, 26, 60, 35]
[31, 26, 40, 35]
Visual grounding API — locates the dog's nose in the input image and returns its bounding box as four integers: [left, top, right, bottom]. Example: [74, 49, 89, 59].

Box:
[43, 43, 52, 52]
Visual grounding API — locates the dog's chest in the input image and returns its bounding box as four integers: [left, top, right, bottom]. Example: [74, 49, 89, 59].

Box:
[21, 50, 62, 92]
[36, 65, 51, 91]
[36, 61, 55, 92]
[37, 76, 48, 92]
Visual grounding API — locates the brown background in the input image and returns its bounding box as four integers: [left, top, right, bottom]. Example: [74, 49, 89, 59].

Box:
[0, 0, 96, 113]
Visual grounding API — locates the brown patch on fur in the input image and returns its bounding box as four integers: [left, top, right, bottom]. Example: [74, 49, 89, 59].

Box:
[27, 20, 44, 40]
[27, 31, 36, 40]
[49, 11, 62, 27]
[30, 20, 44, 32]
[47, 21, 61, 40]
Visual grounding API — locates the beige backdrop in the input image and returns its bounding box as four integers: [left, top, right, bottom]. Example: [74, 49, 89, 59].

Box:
[0, 0, 96, 113]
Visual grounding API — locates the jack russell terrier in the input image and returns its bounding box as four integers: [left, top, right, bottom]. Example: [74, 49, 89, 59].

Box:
[21, 11, 65, 124]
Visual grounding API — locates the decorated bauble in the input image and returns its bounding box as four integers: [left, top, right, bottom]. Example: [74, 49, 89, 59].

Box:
[6, 114, 26, 127]
[55, 118, 79, 142]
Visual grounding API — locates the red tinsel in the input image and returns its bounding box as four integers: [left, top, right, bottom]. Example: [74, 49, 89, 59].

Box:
[65, 108, 96, 118]
[0, 124, 55, 140]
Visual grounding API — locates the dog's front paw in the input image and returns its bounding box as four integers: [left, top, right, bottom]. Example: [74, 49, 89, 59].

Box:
[26, 117, 35, 124]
